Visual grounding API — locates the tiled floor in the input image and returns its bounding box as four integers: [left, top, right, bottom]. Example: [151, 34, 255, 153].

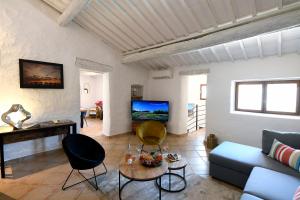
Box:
[80, 118, 103, 138]
[0, 129, 209, 200]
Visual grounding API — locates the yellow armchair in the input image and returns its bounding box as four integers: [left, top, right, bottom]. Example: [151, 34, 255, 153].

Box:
[136, 121, 167, 151]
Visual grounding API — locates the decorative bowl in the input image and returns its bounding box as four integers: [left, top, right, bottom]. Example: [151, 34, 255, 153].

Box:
[140, 151, 163, 167]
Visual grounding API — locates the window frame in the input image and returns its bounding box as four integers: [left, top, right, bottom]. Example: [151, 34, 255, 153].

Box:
[235, 80, 300, 116]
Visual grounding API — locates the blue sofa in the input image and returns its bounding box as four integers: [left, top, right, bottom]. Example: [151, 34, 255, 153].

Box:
[209, 130, 300, 200]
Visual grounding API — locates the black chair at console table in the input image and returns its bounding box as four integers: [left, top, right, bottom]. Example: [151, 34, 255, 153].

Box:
[0, 120, 77, 178]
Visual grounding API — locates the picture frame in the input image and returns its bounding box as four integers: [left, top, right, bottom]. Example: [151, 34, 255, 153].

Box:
[19, 59, 64, 89]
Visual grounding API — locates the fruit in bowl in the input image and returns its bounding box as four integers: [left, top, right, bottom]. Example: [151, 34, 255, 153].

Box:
[140, 151, 163, 167]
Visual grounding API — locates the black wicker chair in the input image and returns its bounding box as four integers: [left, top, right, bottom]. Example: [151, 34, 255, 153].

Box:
[62, 134, 107, 190]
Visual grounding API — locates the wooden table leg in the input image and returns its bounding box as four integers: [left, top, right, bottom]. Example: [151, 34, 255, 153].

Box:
[0, 137, 5, 178]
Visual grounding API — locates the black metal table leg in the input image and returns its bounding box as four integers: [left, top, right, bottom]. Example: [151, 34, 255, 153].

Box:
[169, 169, 171, 190]
[119, 171, 121, 200]
[159, 176, 161, 200]
[155, 166, 187, 193]
[0, 137, 5, 178]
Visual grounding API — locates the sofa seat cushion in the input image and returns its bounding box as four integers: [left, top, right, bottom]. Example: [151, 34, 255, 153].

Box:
[209, 141, 300, 177]
[244, 167, 300, 200]
[240, 193, 263, 200]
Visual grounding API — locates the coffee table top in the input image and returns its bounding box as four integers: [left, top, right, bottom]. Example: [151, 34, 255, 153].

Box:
[119, 158, 168, 181]
[166, 157, 188, 170]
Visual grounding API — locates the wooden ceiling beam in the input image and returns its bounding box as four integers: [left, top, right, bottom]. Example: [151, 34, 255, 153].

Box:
[57, 0, 91, 26]
[122, 8, 300, 63]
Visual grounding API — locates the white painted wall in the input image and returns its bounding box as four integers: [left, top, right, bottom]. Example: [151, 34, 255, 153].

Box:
[80, 73, 103, 108]
[187, 74, 207, 105]
[0, 0, 148, 160]
[184, 54, 300, 148]
[147, 54, 300, 146]
[147, 69, 188, 134]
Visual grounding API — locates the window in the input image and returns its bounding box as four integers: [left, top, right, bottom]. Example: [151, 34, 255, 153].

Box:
[235, 80, 300, 115]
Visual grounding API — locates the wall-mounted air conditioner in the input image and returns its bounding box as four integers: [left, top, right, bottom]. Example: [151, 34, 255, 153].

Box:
[150, 69, 173, 79]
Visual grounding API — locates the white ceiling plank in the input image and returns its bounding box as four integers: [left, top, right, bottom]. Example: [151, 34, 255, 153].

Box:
[190, 52, 205, 64]
[134, 0, 176, 40]
[187, 53, 199, 65]
[104, 1, 155, 45]
[115, 0, 164, 43]
[122, 9, 300, 63]
[87, 7, 140, 50]
[75, 16, 127, 51]
[229, 0, 238, 22]
[210, 47, 221, 62]
[160, 0, 189, 36]
[223, 44, 235, 62]
[57, 0, 90, 26]
[277, 0, 283, 9]
[144, 60, 156, 69]
[93, 1, 150, 47]
[256, 36, 264, 58]
[169, 56, 181, 67]
[206, 0, 220, 26]
[158, 57, 172, 68]
[178, 0, 203, 32]
[144, 0, 177, 39]
[239, 40, 248, 59]
[278, 32, 282, 56]
[78, 11, 132, 51]
[42, 0, 67, 12]
[250, 0, 257, 17]
[197, 50, 209, 64]
[178, 54, 192, 66]
[163, 57, 174, 67]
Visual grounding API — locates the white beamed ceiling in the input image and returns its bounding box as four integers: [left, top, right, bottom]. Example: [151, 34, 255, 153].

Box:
[135, 26, 300, 70]
[43, 0, 300, 69]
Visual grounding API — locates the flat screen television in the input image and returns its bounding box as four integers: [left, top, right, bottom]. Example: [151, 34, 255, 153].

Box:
[131, 100, 169, 122]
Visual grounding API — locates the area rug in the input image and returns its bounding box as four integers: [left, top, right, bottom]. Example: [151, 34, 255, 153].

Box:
[96, 170, 242, 200]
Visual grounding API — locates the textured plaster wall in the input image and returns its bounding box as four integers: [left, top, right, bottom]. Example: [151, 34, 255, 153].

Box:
[0, 0, 148, 160]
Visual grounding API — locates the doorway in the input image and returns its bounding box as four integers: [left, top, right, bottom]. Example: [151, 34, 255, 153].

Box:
[79, 70, 103, 137]
[186, 74, 207, 133]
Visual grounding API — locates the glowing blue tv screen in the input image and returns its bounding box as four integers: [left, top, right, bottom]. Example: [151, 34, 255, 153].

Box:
[131, 100, 169, 121]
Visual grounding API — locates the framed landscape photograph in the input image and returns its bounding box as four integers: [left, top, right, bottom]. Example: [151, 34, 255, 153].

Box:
[19, 59, 64, 89]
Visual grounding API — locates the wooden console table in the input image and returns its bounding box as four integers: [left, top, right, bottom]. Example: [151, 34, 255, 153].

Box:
[0, 120, 76, 178]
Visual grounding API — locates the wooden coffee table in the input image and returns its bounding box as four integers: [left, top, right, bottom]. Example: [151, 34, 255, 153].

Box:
[119, 158, 168, 200]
